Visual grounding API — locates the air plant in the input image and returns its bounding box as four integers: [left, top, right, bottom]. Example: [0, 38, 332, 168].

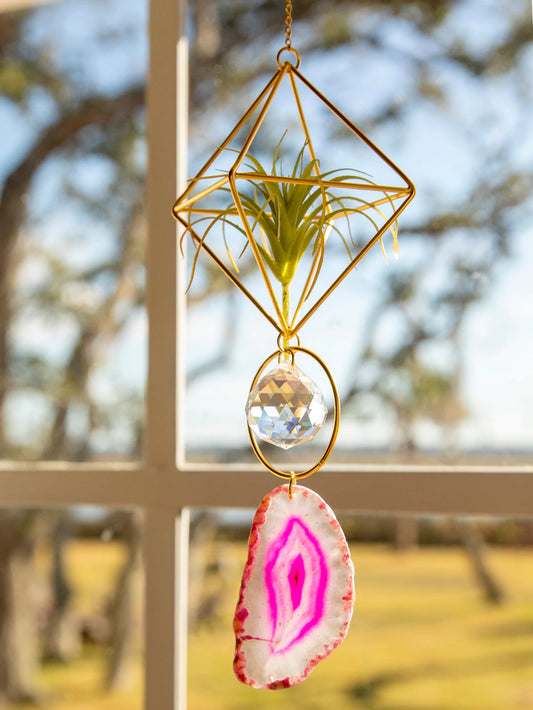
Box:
[182, 139, 399, 330]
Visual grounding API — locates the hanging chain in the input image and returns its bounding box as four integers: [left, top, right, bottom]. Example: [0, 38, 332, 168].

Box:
[284, 0, 293, 49]
[276, 0, 300, 68]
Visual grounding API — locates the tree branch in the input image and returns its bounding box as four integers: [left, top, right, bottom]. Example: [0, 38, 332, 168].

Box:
[0, 83, 144, 451]
[0, 84, 144, 252]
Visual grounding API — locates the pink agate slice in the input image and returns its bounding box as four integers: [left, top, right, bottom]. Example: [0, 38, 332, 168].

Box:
[233, 484, 355, 689]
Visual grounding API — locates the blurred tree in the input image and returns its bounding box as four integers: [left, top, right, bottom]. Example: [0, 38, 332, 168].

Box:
[42, 514, 80, 662]
[0, 512, 42, 704]
[105, 510, 143, 690]
[0, 3, 144, 699]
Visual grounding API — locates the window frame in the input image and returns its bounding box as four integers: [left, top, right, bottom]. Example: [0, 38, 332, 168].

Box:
[0, 0, 532, 708]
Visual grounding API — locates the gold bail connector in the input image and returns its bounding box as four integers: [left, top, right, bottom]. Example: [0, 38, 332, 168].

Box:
[277, 331, 300, 363]
[289, 471, 296, 498]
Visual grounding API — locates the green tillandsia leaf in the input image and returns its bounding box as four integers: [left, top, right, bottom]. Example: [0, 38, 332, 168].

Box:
[291, 223, 319, 265]
[256, 243, 279, 276]
[239, 196, 291, 282]
[206, 139, 401, 291]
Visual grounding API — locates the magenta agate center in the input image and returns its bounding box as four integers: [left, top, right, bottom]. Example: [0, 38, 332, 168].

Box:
[264, 516, 328, 654]
[289, 554, 304, 610]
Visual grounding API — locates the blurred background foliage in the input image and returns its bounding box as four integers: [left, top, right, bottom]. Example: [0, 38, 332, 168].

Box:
[0, 0, 532, 706]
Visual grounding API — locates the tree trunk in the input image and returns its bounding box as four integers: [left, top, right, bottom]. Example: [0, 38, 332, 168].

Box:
[0, 513, 42, 704]
[393, 516, 419, 551]
[43, 515, 80, 663]
[456, 519, 506, 604]
[105, 511, 143, 690]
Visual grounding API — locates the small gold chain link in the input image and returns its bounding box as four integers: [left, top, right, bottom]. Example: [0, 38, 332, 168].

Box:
[285, 0, 293, 49]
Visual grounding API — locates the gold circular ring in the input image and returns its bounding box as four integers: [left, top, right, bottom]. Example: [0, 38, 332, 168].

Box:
[276, 46, 301, 69]
[276, 331, 300, 353]
[247, 346, 340, 481]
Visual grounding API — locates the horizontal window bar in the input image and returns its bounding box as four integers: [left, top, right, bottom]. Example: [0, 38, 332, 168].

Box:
[0, 463, 531, 516]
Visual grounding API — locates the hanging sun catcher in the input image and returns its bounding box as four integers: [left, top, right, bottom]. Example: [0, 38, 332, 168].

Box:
[173, 0, 415, 690]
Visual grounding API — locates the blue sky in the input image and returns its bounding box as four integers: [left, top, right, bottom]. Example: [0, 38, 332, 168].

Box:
[2, 0, 532, 459]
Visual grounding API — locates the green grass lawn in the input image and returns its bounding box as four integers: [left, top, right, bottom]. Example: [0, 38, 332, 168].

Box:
[33, 539, 144, 710]
[188, 543, 533, 710]
[26, 540, 533, 710]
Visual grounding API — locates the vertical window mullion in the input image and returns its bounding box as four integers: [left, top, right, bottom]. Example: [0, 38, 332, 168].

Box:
[144, 508, 190, 710]
[145, 0, 188, 708]
[145, 0, 184, 471]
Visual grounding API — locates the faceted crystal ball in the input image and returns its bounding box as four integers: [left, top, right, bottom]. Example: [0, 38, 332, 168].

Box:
[246, 360, 328, 449]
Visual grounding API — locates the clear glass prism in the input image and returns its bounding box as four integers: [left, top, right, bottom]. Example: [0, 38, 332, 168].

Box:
[245, 360, 328, 450]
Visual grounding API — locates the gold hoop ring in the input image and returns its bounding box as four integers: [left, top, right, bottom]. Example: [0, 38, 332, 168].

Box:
[276, 46, 301, 69]
[276, 331, 300, 353]
[247, 346, 340, 481]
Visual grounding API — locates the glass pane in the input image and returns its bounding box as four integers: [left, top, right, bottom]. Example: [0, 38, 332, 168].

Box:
[0, 0, 147, 462]
[188, 507, 533, 709]
[184, 0, 533, 467]
[0, 506, 143, 708]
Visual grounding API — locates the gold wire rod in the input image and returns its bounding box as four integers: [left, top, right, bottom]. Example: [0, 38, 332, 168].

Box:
[176, 215, 283, 333]
[292, 247, 323, 331]
[294, 234, 324, 326]
[247, 346, 340, 480]
[289, 61, 408, 329]
[233, 172, 409, 193]
[230, 63, 289, 171]
[291, 191, 415, 336]
[287, 69, 320, 169]
[228, 176, 289, 332]
[183, 168, 402, 190]
[172, 67, 284, 215]
[181, 193, 405, 220]
[173, 64, 301, 336]
[292, 66, 416, 193]
[288, 67, 333, 318]
[222, 63, 293, 335]
[348, 194, 408, 212]
[287, 194, 408, 221]
[184, 167, 405, 190]
[181, 192, 408, 227]
[174, 176, 229, 214]
[282, 68, 415, 334]
[179, 207, 239, 216]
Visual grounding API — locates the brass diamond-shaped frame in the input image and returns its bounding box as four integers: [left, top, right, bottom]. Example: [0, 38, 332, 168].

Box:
[172, 53, 415, 339]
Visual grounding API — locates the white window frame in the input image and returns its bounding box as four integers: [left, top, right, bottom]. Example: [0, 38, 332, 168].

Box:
[0, 0, 532, 708]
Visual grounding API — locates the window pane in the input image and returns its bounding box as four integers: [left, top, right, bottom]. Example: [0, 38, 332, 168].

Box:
[184, 0, 533, 467]
[0, 506, 143, 708]
[0, 0, 147, 462]
[188, 508, 533, 709]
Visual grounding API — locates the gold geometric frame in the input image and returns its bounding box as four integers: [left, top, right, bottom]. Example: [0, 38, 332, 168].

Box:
[172, 49, 415, 341]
